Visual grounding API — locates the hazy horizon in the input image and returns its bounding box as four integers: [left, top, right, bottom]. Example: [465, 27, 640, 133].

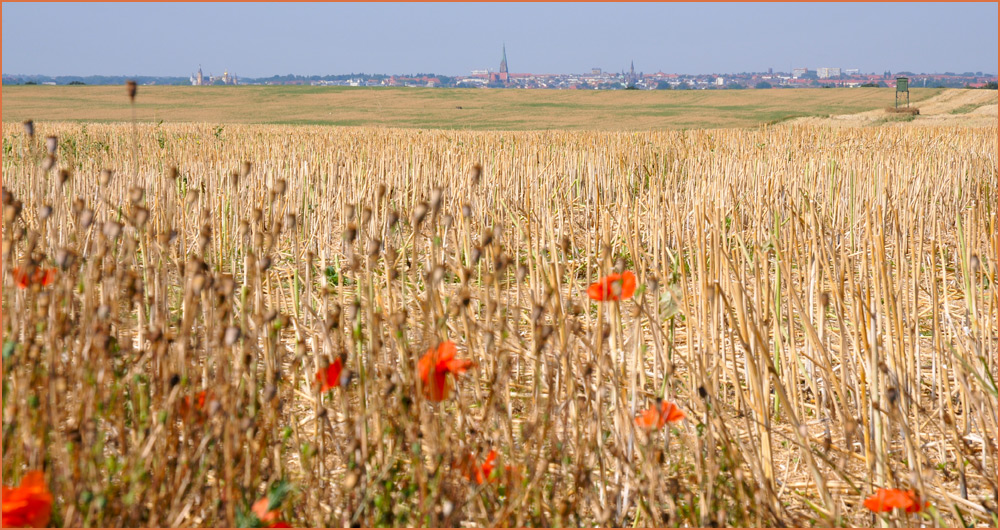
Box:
[2, 3, 997, 78]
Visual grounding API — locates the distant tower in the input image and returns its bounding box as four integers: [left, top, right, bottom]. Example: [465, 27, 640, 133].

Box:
[197, 65, 204, 86]
[499, 44, 509, 83]
[627, 60, 638, 87]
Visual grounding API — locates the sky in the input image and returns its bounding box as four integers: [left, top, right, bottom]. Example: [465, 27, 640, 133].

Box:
[2, 2, 997, 77]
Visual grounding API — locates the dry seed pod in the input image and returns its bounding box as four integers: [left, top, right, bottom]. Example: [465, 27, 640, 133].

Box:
[470, 163, 482, 186]
[3, 201, 21, 224]
[224, 326, 242, 346]
[45, 136, 58, 154]
[387, 210, 399, 228]
[58, 169, 71, 186]
[129, 186, 144, 204]
[376, 183, 387, 199]
[168, 166, 179, 181]
[131, 207, 149, 229]
[79, 208, 94, 229]
[99, 169, 113, 187]
[126, 80, 137, 102]
[103, 221, 122, 240]
[23, 120, 34, 138]
[361, 207, 372, 226]
[283, 213, 296, 230]
[42, 155, 56, 172]
[366, 238, 381, 257]
[274, 178, 287, 195]
[430, 187, 443, 214]
[461, 203, 472, 219]
[241, 161, 252, 178]
[38, 205, 53, 220]
[412, 203, 429, 226]
[343, 223, 358, 243]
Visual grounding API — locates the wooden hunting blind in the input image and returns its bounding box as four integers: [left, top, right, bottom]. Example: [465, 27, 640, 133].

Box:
[895, 77, 909, 108]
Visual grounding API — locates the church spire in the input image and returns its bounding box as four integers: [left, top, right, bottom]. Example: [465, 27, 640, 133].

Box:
[500, 43, 508, 74]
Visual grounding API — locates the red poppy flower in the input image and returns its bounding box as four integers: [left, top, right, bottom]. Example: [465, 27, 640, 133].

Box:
[178, 390, 214, 421]
[458, 450, 500, 484]
[2, 471, 53, 528]
[252, 497, 280, 524]
[12, 267, 56, 290]
[635, 400, 685, 429]
[268, 523, 292, 528]
[315, 357, 345, 392]
[864, 488, 928, 513]
[587, 271, 636, 301]
[417, 341, 473, 401]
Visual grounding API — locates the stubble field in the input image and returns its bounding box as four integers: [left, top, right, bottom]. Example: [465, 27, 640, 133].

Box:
[1, 87, 997, 528]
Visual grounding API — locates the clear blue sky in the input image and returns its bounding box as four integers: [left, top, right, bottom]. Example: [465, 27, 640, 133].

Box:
[2, 2, 996, 77]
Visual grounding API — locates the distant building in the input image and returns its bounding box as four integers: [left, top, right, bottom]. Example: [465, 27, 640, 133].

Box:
[792, 67, 808, 78]
[489, 44, 510, 84]
[817, 67, 841, 79]
[844, 68, 860, 75]
[625, 61, 639, 87]
[715, 77, 726, 86]
[190, 65, 239, 86]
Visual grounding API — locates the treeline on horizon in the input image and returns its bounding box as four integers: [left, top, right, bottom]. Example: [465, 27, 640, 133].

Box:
[2, 72, 995, 89]
[0, 73, 453, 86]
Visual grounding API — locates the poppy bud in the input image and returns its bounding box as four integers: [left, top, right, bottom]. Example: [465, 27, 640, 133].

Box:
[126, 80, 137, 102]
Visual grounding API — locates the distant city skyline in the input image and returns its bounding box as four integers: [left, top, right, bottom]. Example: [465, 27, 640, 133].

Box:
[2, 3, 997, 77]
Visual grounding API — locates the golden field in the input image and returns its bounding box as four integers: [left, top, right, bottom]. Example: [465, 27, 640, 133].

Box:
[1, 110, 997, 527]
[0, 85, 948, 130]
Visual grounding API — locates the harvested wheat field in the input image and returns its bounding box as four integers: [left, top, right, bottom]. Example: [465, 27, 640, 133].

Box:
[1, 107, 997, 527]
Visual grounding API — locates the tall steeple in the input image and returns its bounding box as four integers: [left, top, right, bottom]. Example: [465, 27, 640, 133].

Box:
[497, 43, 509, 84]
